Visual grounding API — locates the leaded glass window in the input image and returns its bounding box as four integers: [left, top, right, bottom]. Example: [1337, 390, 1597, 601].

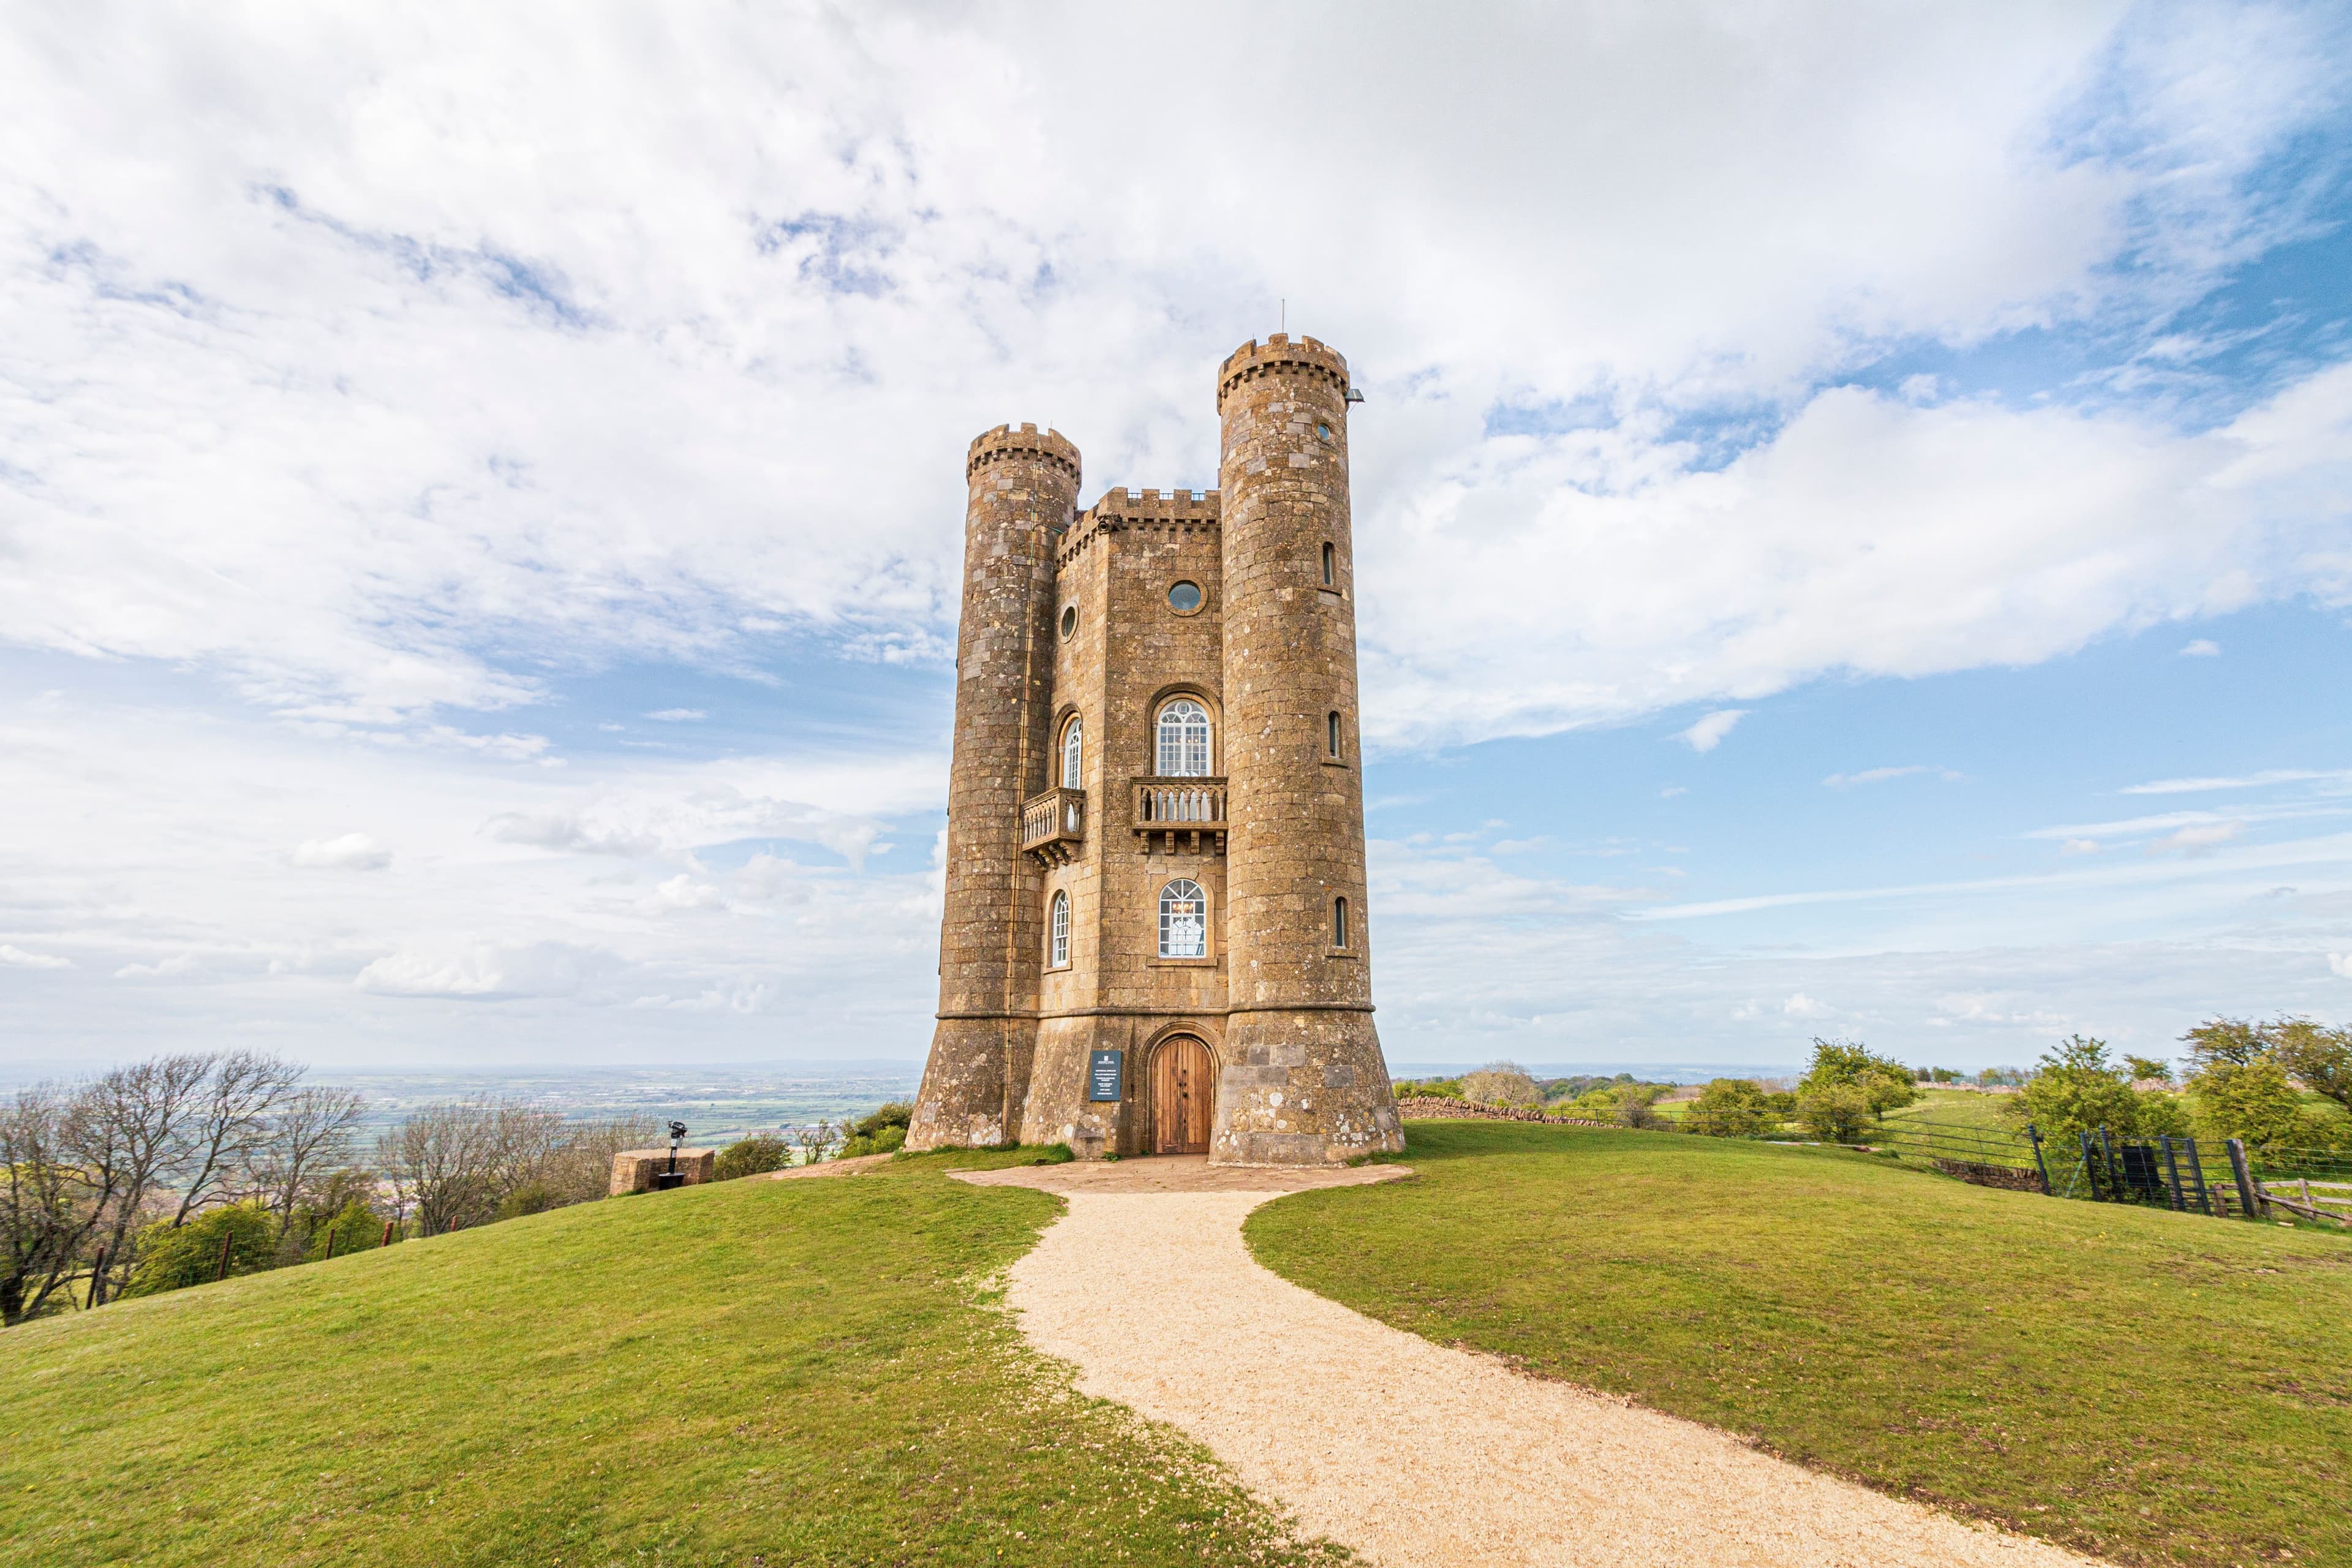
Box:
[1159, 879, 1207, 959]
[1156, 699, 1211, 777]
[1050, 890, 1070, 967]
[1061, 716, 1083, 789]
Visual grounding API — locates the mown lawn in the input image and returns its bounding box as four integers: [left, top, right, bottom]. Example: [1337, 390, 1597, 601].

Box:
[1250, 1120, 2352, 1568]
[0, 1150, 1344, 1568]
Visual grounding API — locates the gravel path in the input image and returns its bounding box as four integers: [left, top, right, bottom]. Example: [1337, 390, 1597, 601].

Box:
[956, 1159, 2101, 1568]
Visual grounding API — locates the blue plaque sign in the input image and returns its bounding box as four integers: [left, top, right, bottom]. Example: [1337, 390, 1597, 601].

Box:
[1087, 1049, 1123, 1102]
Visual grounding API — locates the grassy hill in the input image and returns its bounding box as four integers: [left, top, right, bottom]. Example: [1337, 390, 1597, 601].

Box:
[1248, 1120, 2352, 1567]
[0, 1150, 1343, 1568]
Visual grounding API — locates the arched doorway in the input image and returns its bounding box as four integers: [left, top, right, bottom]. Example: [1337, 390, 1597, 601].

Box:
[1151, 1035, 1215, 1155]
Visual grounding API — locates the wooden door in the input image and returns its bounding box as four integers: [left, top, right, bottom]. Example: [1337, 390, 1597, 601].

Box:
[1152, 1036, 1214, 1155]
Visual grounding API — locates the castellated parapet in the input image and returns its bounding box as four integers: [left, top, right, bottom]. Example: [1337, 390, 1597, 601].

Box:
[908, 341, 1403, 1166]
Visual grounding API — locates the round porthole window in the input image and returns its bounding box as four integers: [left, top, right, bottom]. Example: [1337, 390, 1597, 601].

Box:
[1059, 605, 1077, 640]
[1167, 581, 1204, 614]
[1316, 422, 1332, 440]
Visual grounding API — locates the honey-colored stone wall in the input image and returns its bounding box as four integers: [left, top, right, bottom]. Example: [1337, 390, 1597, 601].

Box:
[914, 344, 1398, 1166]
[1212, 336, 1403, 1164]
[609, 1148, 717, 1194]
[907, 424, 1079, 1152]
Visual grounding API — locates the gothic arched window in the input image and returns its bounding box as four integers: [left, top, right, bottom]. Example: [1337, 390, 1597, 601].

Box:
[1159, 878, 1207, 959]
[1050, 890, 1070, 968]
[1061, 715, 1083, 790]
[1156, 699, 1212, 777]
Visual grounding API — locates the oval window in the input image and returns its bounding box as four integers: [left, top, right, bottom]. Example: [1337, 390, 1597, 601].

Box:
[1059, 605, 1077, 640]
[1316, 422, 1332, 440]
[1167, 581, 1203, 614]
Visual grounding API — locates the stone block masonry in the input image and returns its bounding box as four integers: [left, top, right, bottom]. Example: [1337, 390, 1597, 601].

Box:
[909, 341, 1402, 1166]
[609, 1148, 717, 1194]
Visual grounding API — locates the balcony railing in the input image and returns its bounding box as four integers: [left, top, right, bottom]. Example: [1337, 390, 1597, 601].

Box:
[1020, 786, 1084, 867]
[1131, 776, 1227, 856]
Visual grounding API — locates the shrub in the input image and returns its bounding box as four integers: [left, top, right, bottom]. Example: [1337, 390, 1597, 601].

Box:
[1685, 1079, 1770, 1138]
[715, 1136, 790, 1180]
[496, 1181, 564, 1221]
[123, 1202, 280, 1297]
[1457, 1063, 1542, 1108]
[838, 1102, 915, 1159]
[1796, 1083, 1873, 1143]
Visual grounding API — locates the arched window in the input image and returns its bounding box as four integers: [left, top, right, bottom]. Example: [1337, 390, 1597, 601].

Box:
[1050, 891, 1070, 968]
[1061, 715, 1083, 790]
[1156, 699, 1212, 777]
[1321, 542, 1335, 586]
[1159, 878, 1207, 959]
[1333, 896, 1349, 949]
[1327, 710, 1342, 758]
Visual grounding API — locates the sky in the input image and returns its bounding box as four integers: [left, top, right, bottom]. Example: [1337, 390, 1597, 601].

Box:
[3, 2, 2350, 1076]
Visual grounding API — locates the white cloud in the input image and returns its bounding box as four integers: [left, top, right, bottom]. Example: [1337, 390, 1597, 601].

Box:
[2122, 769, 2350, 795]
[114, 954, 203, 981]
[2179, 638, 2222, 656]
[644, 709, 706, 722]
[354, 941, 616, 1000]
[1782, 992, 1830, 1019]
[1823, 764, 1964, 788]
[1678, 710, 1746, 753]
[2148, 821, 2244, 855]
[0, 944, 72, 969]
[2061, 838, 2101, 856]
[2331, 953, 2352, 979]
[292, 832, 392, 870]
[1659, 786, 1688, 799]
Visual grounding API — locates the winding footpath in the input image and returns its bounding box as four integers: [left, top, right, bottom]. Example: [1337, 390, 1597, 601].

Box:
[952, 1158, 2103, 1568]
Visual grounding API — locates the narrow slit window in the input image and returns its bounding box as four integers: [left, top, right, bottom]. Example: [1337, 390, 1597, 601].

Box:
[1321, 542, 1335, 586]
[1050, 891, 1070, 967]
[1061, 715, 1083, 790]
[1333, 897, 1349, 949]
[1327, 710, 1342, 758]
[1159, 879, 1208, 959]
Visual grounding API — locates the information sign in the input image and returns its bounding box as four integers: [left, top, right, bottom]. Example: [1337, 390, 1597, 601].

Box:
[1087, 1049, 1123, 1102]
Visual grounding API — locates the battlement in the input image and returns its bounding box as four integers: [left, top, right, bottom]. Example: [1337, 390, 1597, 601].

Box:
[1060, 486, 1219, 567]
[968, 422, 1082, 485]
[1216, 333, 1349, 412]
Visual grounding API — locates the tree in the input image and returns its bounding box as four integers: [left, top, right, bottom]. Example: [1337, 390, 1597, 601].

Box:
[78, 1054, 213, 1306]
[1798, 1084, 1872, 1143]
[839, 1103, 914, 1159]
[1, 1086, 110, 1325]
[2181, 1017, 2265, 1073]
[245, 1085, 368, 1224]
[1458, 1063, 1542, 1108]
[2192, 1057, 2312, 1149]
[171, 1051, 303, 1227]
[1684, 1079, 1769, 1138]
[2007, 1035, 2188, 1147]
[2122, 1055, 2174, 1085]
[1797, 1039, 1917, 1125]
[2267, 1019, 2352, 1118]
[377, 1100, 507, 1237]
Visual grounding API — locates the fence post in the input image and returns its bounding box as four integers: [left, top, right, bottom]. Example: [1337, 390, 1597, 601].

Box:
[214, 1231, 233, 1283]
[2077, 1130, 2103, 1200]
[2225, 1138, 2260, 1220]
[2158, 1136, 2186, 1211]
[323, 1226, 336, 1262]
[2027, 1125, 2053, 1195]
[380, 1219, 394, 1249]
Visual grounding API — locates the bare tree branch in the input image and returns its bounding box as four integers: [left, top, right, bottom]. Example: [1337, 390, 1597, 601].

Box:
[171, 1052, 303, 1227]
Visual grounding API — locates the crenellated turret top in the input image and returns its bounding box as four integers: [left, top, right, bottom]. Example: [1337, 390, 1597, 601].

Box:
[967, 422, 1082, 485]
[1216, 333, 1349, 412]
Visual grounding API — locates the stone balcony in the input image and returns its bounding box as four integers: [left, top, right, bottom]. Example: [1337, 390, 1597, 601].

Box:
[1131, 776, 1227, 856]
[1020, 786, 1085, 867]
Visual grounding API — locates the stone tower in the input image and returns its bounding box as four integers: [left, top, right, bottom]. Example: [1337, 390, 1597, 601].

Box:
[907, 339, 1403, 1166]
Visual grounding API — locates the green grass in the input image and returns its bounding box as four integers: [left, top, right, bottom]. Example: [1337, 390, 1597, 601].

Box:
[0, 1150, 1344, 1568]
[1248, 1120, 2352, 1568]
[1879, 1087, 2024, 1136]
